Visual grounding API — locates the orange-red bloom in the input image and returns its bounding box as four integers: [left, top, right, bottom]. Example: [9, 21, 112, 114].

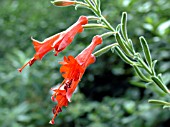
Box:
[18, 16, 88, 72]
[52, 16, 88, 56]
[50, 35, 102, 124]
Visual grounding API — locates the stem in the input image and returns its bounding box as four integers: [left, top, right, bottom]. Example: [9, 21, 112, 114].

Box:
[100, 15, 115, 32]
[85, 0, 115, 31]
[76, 1, 90, 8]
[84, 0, 100, 15]
[100, 31, 117, 38]
[83, 24, 107, 29]
[94, 43, 118, 57]
[137, 58, 152, 75]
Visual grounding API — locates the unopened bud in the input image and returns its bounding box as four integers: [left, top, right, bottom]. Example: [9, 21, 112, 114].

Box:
[51, 0, 76, 7]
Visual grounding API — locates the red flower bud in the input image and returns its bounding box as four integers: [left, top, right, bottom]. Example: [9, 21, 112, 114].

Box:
[52, 0, 76, 7]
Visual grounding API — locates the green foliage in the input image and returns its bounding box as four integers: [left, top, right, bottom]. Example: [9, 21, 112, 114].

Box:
[0, 0, 170, 127]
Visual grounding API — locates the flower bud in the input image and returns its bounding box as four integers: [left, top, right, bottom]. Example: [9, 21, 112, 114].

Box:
[51, 0, 76, 7]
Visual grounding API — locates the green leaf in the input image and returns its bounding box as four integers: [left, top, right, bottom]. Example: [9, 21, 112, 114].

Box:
[113, 46, 135, 65]
[97, 0, 101, 9]
[133, 65, 151, 82]
[116, 24, 121, 32]
[115, 33, 133, 57]
[151, 76, 169, 93]
[139, 36, 152, 68]
[121, 12, 128, 42]
[148, 99, 170, 106]
[120, 12, 135, 54]
[151, 60, 157, 75]
[157, 73, 163, 82]
[130, 80, 146, 88]
[163, 105, 170, 109]
[128, 39, 136, 54]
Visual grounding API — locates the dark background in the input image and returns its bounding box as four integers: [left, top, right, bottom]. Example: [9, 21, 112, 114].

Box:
[0, 0, 170, 127]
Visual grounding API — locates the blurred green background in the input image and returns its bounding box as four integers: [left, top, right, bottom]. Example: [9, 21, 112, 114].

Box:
[0, 0, 170, 127]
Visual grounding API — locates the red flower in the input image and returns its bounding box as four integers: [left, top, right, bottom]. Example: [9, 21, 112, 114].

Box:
[18, 16, 88, 72]
[52, 16, 88, 56]
[50, 35, 102, 124]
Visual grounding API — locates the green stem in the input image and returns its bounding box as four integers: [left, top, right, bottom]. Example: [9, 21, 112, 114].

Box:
[85, 0, 115, 31]
[76, 1, 90, 7]
[137, 58, 152, 75]
[100, 31, 117, 38]
[94, 43, 118, 57]
[83, 24, 107, 29]
[84, 0, 100, 15]
[100, 15, 115, 32]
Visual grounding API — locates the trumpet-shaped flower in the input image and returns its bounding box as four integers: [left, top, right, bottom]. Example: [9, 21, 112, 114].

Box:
[18, 16, 88, 72]
[50, 35, 102, 124]
[52, 16, 88, 56]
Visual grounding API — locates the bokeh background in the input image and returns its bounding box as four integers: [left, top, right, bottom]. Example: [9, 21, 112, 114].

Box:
[0, 0, 170, 127]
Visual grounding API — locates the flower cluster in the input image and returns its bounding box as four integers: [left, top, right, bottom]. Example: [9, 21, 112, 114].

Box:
[18, 15, 102, 124]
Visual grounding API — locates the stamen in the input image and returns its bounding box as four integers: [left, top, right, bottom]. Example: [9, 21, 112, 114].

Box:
[50, 106, 62, 124]
[18, 57, 36, 72]
[18, 61, 30, 72]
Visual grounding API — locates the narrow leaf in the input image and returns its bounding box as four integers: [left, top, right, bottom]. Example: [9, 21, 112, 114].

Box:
[139, 36, 152, 67]
[148, 99, 170, 105]
[113, 46, 135, 65]
[151, 76, 170, 93]
[163, 105, 170, 109]
[121, 12, 128, 42]
[133, 65, 151, 82]
[128, 39, 136, 54]
[116, 24, 121, 32]
[130, 80, 146, 88]
[158, 73, 163, 82]
[151, 60, 157, 75]
[115, 33, 133, 57]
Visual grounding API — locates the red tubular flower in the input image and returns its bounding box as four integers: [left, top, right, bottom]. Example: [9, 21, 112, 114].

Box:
[50, 35, 102, 124]
[18, 16, 88, 72]
[52, 16, 88, 56]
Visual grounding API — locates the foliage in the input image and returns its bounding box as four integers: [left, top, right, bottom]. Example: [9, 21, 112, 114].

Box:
[0, 0, 170, 126]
